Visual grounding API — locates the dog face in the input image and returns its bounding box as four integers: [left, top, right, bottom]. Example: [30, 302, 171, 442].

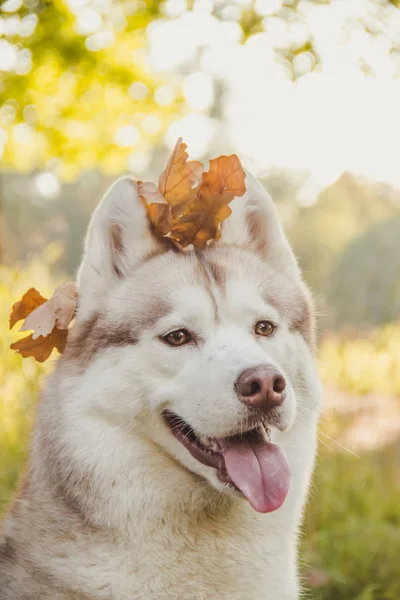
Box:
[67, 173, 319, 514]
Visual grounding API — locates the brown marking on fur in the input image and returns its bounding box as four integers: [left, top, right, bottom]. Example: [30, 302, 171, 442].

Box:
[205, 260, 226, 291]
[38, 451, 99, 535]
[289, 290, 316, 352]
[55, 482, 85, 521]
[7, 470, 31, 519]
[109, 222, 124, 278]
[137, 238, 179, 270]
[0, 536, 17, 564]
[193, 254, 220, 321]
[134, 298, 172, 331]
[246, 207, 266, 257]
[53, 480, 94, 530]
[65, 296, 172, 367]
[64, 311, 137, 365]
[193, 256, 211, 292]
[260, 279, 315, 351]
[263, 286, 315, 348]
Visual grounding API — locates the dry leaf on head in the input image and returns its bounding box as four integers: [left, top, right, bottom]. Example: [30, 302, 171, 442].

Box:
[138, 181, 165, 205]
[135, 140, 246, 248]
[145, 202, 172, 238]
[138, 181, 172, 238]
[169, 154, 246, 248]
[158, 137, 203, 209]
[200, 154, 248, 201]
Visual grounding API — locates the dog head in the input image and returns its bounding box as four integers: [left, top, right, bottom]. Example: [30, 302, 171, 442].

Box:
[66, 172, 319, 513]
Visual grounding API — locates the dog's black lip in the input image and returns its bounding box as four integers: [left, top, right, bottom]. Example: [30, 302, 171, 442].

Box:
[162, 410, 271, 476]
[163, 410, 224, 470]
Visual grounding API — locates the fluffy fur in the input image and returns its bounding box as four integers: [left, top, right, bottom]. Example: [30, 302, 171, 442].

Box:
[0, 172, 322, 599]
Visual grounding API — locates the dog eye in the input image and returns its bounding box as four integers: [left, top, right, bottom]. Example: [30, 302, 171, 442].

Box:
[254, 320, 276, 337]
[163, 329, 192, 346]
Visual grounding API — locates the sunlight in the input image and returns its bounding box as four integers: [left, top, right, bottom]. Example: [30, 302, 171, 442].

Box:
[182, 72, 214, 111]
[114, 124, 140, 147]
[35, 172, 61, 199]
[147, 0, 400, 200]
[166, 113, 216, 157]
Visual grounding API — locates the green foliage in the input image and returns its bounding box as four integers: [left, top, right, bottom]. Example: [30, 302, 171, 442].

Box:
[1, 171, 107, 273]
[328, 217, 400, 329]
[286, 174, 399, 300]
[302, 443, 400, 600]
[0, 0, 180, 179]
[320, 324, 400, 395]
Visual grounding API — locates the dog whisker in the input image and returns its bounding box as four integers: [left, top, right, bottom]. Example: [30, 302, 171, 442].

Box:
[317, 436, 334, 453]
[319, 431, 360, 458]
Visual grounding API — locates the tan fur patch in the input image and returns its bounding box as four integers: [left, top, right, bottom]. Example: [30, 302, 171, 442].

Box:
[205, 260, 226, 290]
[289, 287, 316, 351]
[65, 295, 172, 367]
[65, 312, 138, 365]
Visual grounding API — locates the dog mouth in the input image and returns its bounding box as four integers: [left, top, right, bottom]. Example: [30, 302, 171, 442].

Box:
[163, 410, 291, 514]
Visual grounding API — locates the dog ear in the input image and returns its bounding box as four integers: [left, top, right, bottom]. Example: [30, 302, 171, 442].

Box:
[76, 177, 160, 321]
[220, 171, 300, 279]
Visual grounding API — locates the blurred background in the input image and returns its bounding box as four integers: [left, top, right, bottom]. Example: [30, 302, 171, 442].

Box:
[1, 0, 400, 598]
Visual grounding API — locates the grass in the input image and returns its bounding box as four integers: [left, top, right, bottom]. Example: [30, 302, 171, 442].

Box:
[320, 327, 400, 396]
[1, 261, 400, 599]
[302, 440, 400, 599]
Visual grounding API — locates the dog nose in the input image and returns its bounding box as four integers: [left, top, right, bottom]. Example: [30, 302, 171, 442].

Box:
[236, 366, 286, 412]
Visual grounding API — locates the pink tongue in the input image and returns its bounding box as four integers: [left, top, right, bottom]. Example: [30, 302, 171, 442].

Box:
[220, 431, 291, 513]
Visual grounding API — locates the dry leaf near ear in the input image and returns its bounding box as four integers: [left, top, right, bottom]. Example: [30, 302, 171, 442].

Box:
[9, 288, 47, 329]
[10, 328, 69, 363]
[138, 138, 246, 248]
[9, 283, 78, 362]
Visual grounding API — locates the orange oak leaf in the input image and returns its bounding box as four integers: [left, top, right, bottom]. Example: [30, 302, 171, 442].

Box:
[169, 154, 246, 248]
[10, 329, 68, 363]
[158, 137, 203, 208]
[138, 181, 165, 205]
[145, 202, 172, 237]
[10, 283, 77, 362]
[138, 181, 172, 237]
[200, 154, 247, 202]
[9, 288, 47, 330]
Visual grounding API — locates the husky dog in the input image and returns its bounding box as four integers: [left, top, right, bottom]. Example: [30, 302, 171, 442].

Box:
[0, 172, 322, 599]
